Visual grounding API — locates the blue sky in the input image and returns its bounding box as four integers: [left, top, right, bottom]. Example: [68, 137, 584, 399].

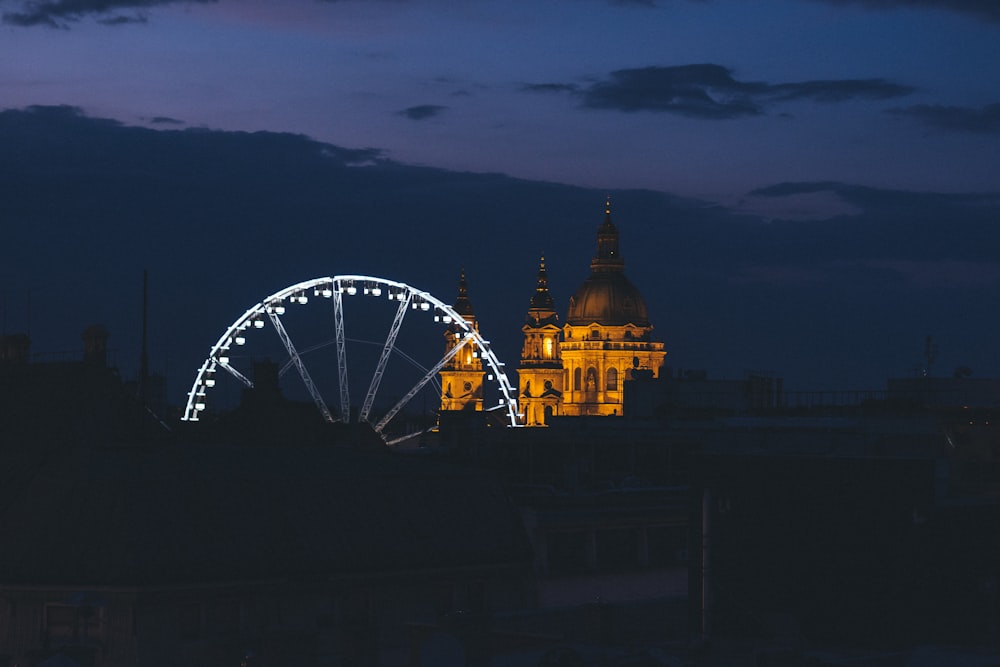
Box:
[3, 0, 998, 210]
[1, 0, 999, 406]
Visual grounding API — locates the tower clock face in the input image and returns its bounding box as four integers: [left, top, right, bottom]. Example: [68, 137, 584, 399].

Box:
[464, 381, 473, 391]
[544, 380, 553, 390]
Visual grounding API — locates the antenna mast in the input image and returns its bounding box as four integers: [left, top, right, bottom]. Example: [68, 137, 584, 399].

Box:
[923, 335, 938, 377]
[140, 270, 149, 405]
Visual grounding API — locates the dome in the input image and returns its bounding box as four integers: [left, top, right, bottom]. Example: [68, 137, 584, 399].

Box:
[566, 270, 650, 326]
[565, 199, 651, 327]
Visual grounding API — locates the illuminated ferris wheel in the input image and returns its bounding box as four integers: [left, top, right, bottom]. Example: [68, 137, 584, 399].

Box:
[181, 275, 519, 439]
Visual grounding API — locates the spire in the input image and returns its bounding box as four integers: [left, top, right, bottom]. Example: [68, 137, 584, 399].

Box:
[453, 266, 475, 317]
[525, 253, 559, 327]
[591, 196, 624, 272]
[529, 254, 555, 311]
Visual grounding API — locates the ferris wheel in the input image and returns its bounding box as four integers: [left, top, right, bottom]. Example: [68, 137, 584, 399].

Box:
[181, 275, 520, 439]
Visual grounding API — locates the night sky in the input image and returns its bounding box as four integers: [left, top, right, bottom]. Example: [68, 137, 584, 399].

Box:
[1, 0, 999, 409]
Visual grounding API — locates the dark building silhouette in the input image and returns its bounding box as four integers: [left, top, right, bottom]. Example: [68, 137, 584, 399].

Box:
[0, 444, 533, 667]
[688, 407, 1000, 652]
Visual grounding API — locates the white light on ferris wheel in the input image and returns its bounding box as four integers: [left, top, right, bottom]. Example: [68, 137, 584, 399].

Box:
[183, 273, 521, 433]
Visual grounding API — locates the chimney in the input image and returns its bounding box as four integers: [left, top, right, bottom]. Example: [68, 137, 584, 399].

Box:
[82, 325, 110, 366]
[0, 333, 30, 364]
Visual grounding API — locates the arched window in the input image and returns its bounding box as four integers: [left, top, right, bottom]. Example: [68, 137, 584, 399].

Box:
[544, 336, 554, 358]
[606, 367, 618, 391]
[574, 367, 582, 391]
[544, 405, 554, 424]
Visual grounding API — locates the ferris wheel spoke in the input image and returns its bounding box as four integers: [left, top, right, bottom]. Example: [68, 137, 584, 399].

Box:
[278, 340, 333, 375]
[360, 290, 412, 423]
[267, 309, 336, 423]
[374, 334, 471, 433]
[333, 288, 350, 422]
[278, 338, 437, 387]
[217, 361, 254, 388]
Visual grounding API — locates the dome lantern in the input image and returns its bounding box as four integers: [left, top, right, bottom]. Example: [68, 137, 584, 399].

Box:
[566, 200, 650, 327]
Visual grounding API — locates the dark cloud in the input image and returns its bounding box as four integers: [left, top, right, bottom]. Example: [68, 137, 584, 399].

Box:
[749, 180, 1000, 212]
[581, 64, 765, 119]
[807, 0, 1000, 23]
[521, 83, 580, 94]
[96, 12, 147, 24]
[149, 115, 184, 125]
[398, 105, 447, 121]
[1, 0, 215, 28]
[770, 78, 915, 102]
[886, 103, 1000, 134]
[528, 64, 913, 119]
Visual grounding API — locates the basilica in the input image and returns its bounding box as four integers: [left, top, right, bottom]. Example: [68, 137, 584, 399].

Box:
[441, 200, 667, 425]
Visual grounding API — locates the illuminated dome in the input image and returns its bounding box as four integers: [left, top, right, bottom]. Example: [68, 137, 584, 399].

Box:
[566, 201, 650, 327]
[567, 271, 650, 326]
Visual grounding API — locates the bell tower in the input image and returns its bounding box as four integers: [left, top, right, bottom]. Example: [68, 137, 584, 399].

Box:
[439, 268, 485, 412]
[518, 255, 564, 426]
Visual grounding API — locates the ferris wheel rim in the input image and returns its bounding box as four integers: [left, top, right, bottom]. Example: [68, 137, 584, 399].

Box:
[181, 274, 520, 433]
